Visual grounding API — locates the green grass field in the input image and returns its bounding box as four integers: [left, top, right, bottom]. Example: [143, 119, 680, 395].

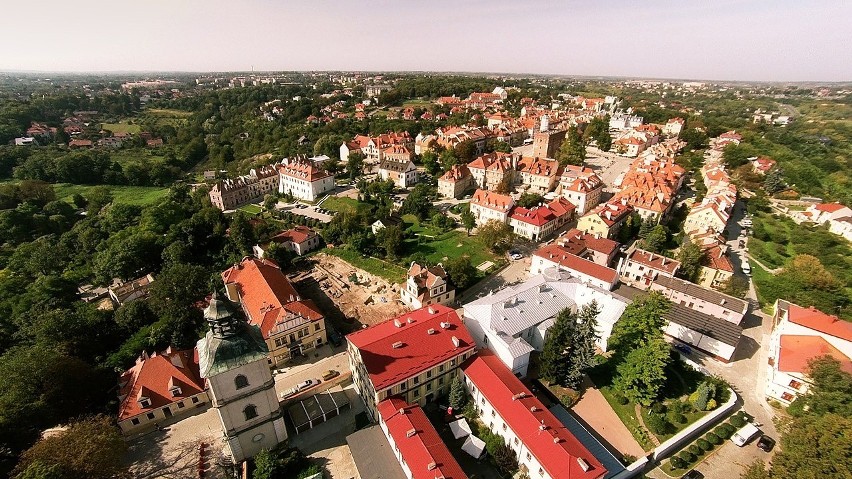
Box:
[109, 148, 167, 168]
[326, 248, 408, 283]
[321, 196, 359, 215]
[144, 108, 193, 119]
[53, 184, 169, 206]
[238, 204, 263, 215]
[100, 122, 142, 134]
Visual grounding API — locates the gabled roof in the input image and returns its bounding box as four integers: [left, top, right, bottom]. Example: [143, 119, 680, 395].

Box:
[471, 189, 513, 212]
[649, 275, 747, 315]
[627, 249, 680, 275]
[118, 348, 205, 421]
[439, 164, 472, 183]
[272, 225, 317, 245]
[533, 244, 618, 284]
[812, 202, 850, 213]
[778, 335, 852, 374]
[557, 228, 618, 257]
[346, 305, 474, 391]
[584, 201, 633, 227]
[461, 351, 607, 479]
[278, 159, 332, 182]
[510, 206, 556, 227]
[377, 398, 467, 479]
[787, 304, 852, 342]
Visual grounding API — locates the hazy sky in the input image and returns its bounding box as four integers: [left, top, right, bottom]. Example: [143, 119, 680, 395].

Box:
[1, 0, 849, 81]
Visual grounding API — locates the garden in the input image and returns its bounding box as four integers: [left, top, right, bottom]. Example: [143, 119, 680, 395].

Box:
[662, 411, 753, 475]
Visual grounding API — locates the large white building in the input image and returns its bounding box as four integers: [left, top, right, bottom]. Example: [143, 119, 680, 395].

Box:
[460, 351, 607, 479]
[462, 270, 628, 377]
[765, 300, 852, 405]
[469, 189, 514, 226]
[277, 158, 336, 201]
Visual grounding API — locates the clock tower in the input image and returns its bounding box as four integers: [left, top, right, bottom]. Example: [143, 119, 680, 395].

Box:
[197, 293, 287, 462]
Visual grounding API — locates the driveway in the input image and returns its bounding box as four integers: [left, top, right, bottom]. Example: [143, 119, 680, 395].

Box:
[274, 346, 351, 401]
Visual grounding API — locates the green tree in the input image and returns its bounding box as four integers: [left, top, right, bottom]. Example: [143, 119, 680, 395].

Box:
[492, 141, 512, 153]
[476, 220, 513, 254]
[769, 413, 850, 478]
[263, 194, 278, 212]
[608, 292, 670, 361]
[346, 152, 364, 180]
[569, 301, 601, 388]
[540, 308, 577, 385]
[494, 173, 514, 194]
[739, 461, 770, 479]
[676, 238, 704, 282]
[720, 275, 749, 298]
[763, 167, 785, 194]
[12, 415, 127, 479]
[613, 336, 671, 406]
[638, 216, 655, 239]
[460, 209, 476, 236]
[264, 242, 295, 269]
[444, 255, 477, 290]
[449, 376, 466, 410]
[421, 151, 440, 175]
[377, 225, 404, 259]
[516, 192, 545, 208]
[228, 212, 257, 256]
[253, 449, 279, 479]
[453, 140, 477, 162]
[85, 186, 113, 214]
[642, 225, 668, 253]
[680, 128, 708, 150]
[555, 126, 586, 166]
[439, 149, 459, 172]
[788, 356, 852, 418]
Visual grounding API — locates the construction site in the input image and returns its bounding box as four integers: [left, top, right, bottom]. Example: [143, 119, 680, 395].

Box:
[290, 253, 409, 334]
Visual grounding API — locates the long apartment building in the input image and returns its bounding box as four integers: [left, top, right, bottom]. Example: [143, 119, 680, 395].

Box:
[222, 258, 326, 366]
[461, 351, 607, 479]
[346, 304, 475, 419]
[209, 165, 279, 211]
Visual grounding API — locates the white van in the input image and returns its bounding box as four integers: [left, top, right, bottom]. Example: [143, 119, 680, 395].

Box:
[741, 261, 752, 275]
[731, 422, 761, 447]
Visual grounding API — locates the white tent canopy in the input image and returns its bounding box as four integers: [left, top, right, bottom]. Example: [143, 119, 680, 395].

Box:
[449, 418, 472, 439]
[462, 435, 486, 459]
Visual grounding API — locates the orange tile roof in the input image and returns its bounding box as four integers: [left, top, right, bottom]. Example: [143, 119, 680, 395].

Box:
[628, 249, 680, 275]
[787, 304, 852, 341]
[118, 348, 205, 421]
[471, 189, 513, 212]
[778, 335, 852, 374]
[278, 159, 332, 182]
[439, 164, 471, 183]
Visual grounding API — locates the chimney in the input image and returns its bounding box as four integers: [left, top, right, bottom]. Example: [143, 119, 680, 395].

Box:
[394, 319, 403, 328]
[451, 336, 460, 348]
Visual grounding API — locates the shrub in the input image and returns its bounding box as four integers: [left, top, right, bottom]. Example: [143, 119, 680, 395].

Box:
[652, 402, 667, 414]
[706, 398, 717, 410]
[668, 410, 687, 424]
[678, 450, 696, 464]
[696, 438, 712, 451]
[670, 399, 692, 414]
[646, 413, 671, 435]
[670, 456, 686, 470]
[692, 381, 716, 411]
[717, 426, 734, 439]
[615, 393, 629, 405]
[687, 445, 702, 456]
[730, 415, 746, 428]
[706, 432, 722, 445]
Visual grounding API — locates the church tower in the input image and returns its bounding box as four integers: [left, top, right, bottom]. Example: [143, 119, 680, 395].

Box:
[197, 293, 287, 462]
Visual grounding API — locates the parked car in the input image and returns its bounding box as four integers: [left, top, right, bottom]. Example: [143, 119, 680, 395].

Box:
[322, 370, 340, 381]
[741, 261, 752, 275]
[509, 250, 523, 260]
[731, 422, 761, 446]
[280, 379, 317, 399]
[682, 471, 704, 479]
[756, 435, 775, 452]
[674, 343, 692, 355]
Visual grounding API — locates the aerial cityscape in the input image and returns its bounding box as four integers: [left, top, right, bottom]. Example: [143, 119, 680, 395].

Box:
[0, 2, 850, 479]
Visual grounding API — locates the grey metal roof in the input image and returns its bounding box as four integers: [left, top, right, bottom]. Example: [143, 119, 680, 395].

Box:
[651, 275, 748, 314]
[347, 425, 407, 479]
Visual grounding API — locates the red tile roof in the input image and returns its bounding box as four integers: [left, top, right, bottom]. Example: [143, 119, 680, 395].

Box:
[557, 228, 618, 257]
[813, 202, 849, 213]
[777, 335, 852, 374]
[585, 201, 633, 227]
[533, 244, 619, 284]
[377, 398, 468, 479]
[278, 159, 332, 182]
[439, 164, 472, 183]
[628, 249, 681, 275]
[547, 197, 577, 220]
[461, 351, 606, 479]
[221, 258, 322, 338]
[118, 348, 205, 421]
[471, 189, 513, 212]
[346, 305, 474, 391]
[272, 225, 317, 245]
[510, 206, 556, 227]
[787, 304, 852, 342]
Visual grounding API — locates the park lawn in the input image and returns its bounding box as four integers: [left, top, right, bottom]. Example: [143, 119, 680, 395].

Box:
[100, 122, 142, 134]
[401, 99, 432, 108]
[402, 214, 443, 237]
[143, 108, 193, 119]
[109, 148, 167, 168]
[403, 229, 500, 268]
[53, 184, 169, 206]
[322, 196, 359, 215]
[238, 204, 263, 215]
[326, 248, 407, 284]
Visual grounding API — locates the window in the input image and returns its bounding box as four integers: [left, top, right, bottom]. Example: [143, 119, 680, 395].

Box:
[426, 382, 432, 391]
[491, 410, 495, 417]
[789, 379, 802, 390]
[234, 374, 249, 390]
[439, 364, 445, 372]
[146, 412, 155, 420]
[275, 337, 284, 347]
[131, 418, 140, 425]
[526, 452, 531, 461]
[502, 423, 507, 431]
[314, 323, 321, 331]
[539, 467, 544, 476]
[781, 392, 794, 402]
[191, 397, 199, 404]
[414, 376, 420, 384]
[177, 402, 185, 409]
[426, 370, 432, 378]
[514, 437, 519, 445]
[243, 404, 258, 421]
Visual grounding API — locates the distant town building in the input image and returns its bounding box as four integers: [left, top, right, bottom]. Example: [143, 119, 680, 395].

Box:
[253, 226, 321, 257]
[400, 262, 455, 310]
[438, 164, 474, 199]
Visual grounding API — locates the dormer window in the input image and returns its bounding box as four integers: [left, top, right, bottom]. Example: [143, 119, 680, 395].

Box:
[169, 386, 182, 397]
[139, 398, 151, 408]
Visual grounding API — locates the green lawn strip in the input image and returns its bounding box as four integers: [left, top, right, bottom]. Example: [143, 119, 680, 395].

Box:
[53, 184, 169, 206]
[100, 122, 142, 134]
[238, 204, 263, 215]
[321, 196, 359, 214]
[326, 248, 407, 283]
[143, 108, 193, 118]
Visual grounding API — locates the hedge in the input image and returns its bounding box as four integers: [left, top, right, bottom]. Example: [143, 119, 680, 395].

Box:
[696, 438, 713, 451]
[706, 432, 722, 445]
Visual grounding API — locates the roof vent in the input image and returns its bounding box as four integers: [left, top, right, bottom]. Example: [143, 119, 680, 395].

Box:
[427, 462, 437, 471]
[428, 306, 436, 314]
[530, 406, 538, 412]
[451, 336, 460, 347]
[427, 328, 436, 335]
[392, 341, 404, 349]
[399, 408, 406, 415]
[406, 428, 417, 438]
[440, 321, 451, 329]
[407, 317, 415, 324]
[553, 436, 562, 444]
[577, 457, 591, 472]
[394, 319, 403, 328]
[512, 392, 527, 401]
